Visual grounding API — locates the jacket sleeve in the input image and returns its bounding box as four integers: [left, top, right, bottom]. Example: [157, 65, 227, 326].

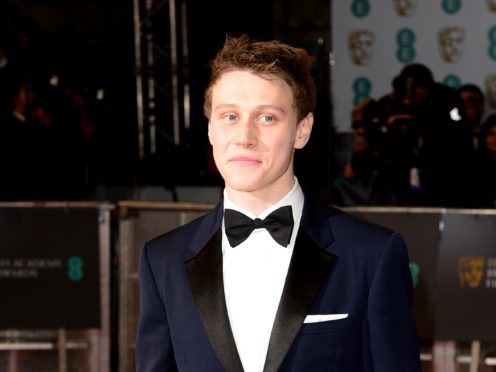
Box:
[135, 244, 179, 372]
[367, 233, 421, 371]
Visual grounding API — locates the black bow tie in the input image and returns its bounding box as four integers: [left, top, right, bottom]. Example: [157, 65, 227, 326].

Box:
[224, 206, 294, 248]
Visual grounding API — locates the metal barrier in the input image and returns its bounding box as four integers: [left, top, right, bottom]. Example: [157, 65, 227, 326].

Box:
[0, 202, 112, 372]
[6, 201, 495, 371]
[118, 201, 213, 372]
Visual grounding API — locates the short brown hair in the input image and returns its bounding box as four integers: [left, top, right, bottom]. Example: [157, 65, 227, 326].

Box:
[204, 34, 316, 122]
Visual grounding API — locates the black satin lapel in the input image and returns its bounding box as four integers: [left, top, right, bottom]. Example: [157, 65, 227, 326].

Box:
[263, 229, 336, 372]
[184, 230, 243, 372]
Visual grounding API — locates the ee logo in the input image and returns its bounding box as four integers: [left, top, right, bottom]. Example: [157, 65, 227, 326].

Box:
[68, 256, 84, 282]
[488, 26, 496, 61]
[351, 0, 370, 18]
[409, 262, 420, 289]
[443, 74, 462, 89]
[442, 0, 462, 14]
[352, 77, 372, 106]
[396, 28, 416, 64]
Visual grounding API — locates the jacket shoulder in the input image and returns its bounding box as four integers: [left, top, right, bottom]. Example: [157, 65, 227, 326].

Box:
[143, 206, 218, 262]
[320, 204, 400, 253]
[328, 205, 394, 237]
[307, 196, 394, 237]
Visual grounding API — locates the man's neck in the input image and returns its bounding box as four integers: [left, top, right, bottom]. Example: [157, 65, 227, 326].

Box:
[225, 180, 296, 216]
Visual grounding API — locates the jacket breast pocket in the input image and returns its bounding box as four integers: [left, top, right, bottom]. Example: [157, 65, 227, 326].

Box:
[299, 314, 353, 335]
[281, 315, 357, 372]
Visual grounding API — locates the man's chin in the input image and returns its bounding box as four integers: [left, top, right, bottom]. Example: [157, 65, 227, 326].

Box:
[225, 184, 259, 194]
[224, 179, 264, 194]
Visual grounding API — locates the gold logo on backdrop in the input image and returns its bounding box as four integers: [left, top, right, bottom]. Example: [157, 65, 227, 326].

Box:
[438, 26, 465, 63]
[487, 0, 496, 12]
[348, 30, 374, 66]
[459, 256, 485, 288]
[485, 74, 496, 109]
[393, 0, 417, 16]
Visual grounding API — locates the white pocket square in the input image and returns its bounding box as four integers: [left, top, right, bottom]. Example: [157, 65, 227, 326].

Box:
[304, 313, 349, 323]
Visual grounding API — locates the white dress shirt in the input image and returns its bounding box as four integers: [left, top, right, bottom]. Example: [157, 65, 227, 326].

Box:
[222, 178, 304, 372]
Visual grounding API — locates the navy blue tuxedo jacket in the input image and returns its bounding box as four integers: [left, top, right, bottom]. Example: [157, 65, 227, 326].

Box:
[136, 196, 421, 371]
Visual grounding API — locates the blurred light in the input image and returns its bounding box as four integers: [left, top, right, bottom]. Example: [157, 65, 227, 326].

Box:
[96, 89, 105, 101]
[317, 37, 324, 45]
[450, 107, 461, 121]
[486, 357, 496, 366]
[49, 75, 59, 87]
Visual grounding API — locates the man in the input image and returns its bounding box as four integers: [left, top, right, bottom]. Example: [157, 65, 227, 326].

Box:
[136, 35, 421, 371]
[459, 84, 485, 150]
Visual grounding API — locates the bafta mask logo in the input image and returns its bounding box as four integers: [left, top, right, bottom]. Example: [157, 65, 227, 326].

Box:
[485, 74, 496, 109]
[458, 256, 485, 288]
[348, 30, 374, 66]
[438, 26, 465, 63]
[393, 0, 417, 16]
[487, 0, 496, 12]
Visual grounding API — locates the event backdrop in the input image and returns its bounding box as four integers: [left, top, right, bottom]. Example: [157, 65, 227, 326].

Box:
[332, 0, 496, 132]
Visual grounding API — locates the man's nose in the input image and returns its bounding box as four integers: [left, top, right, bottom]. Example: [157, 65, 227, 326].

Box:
[235, 120, 258, 147]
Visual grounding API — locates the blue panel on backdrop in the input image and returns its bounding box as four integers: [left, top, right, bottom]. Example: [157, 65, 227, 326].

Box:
[0, 208, 100, 328]
[435, 213, 496, 340]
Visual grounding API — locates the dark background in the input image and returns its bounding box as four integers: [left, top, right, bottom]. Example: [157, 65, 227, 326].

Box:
[0, 0, 334, 200]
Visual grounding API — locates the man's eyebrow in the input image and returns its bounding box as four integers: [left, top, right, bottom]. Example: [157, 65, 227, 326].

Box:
[257, 105, 286, 114]
[212, 104, 287, 113]
[212, 103, 238, 112]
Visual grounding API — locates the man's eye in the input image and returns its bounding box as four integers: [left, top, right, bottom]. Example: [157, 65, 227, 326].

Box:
[260, 115, 274, 123]
[225, 114, 237, 121]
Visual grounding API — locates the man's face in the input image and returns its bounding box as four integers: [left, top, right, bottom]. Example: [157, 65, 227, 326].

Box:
[486, 126, 496, 154]
[460, 91, 484, 126]
[208, 70, 313, 199]
[402, 85, 430, 107]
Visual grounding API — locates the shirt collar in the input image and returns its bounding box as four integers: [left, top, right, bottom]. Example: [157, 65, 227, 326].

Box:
[223, 177, 304, 223]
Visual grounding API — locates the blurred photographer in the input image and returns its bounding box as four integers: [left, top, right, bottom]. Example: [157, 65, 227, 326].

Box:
[459, 83, 485, 150]
[346, 63, 475, 207]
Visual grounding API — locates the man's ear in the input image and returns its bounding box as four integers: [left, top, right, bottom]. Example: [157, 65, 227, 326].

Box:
[207, 122, 212, 144]
[294, 113, 314, 149]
